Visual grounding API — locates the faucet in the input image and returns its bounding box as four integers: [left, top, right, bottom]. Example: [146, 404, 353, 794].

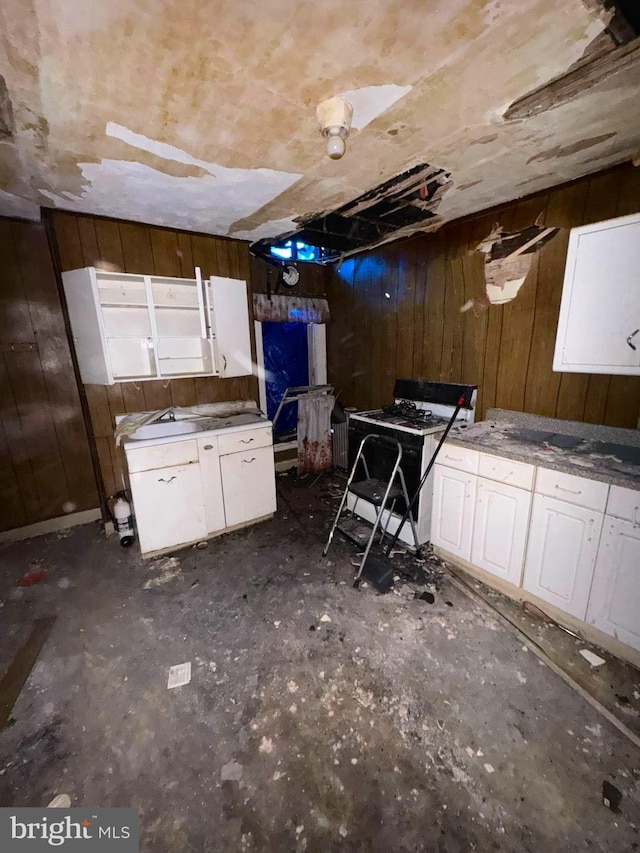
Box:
[158, 407, 176, 422]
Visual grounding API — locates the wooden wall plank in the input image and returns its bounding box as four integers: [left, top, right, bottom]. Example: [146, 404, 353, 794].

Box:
[13, 221, 98, 513]
[5, 348, 71, 518]
[149, 228, 181, 276]
[0, 220, 35, 344]
[93, 219, 125, 270]
[0, 355, 39, 525]
[0, 217, 99, 531]
[0, 413, 27, 530]
[421, 235, 446, 381]
[119, 222, 155, 273]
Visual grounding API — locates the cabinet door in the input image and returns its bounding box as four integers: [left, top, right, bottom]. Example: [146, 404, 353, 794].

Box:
[586, 517, 640, 651]
[554, 213, 640, 374]
[431, 465, 476, 561]
[209, 276, 252, 377]
[130, 462, 206, 554]
[197, 437, 226, 534]
[220, 446, 276, 528]
[523, 494, 602, 619]
[471, 478, 531, 586]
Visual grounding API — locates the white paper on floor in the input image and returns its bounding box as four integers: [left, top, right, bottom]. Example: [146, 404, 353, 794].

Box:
[579, 649, 606, 668]
[167, 661, 192, 689]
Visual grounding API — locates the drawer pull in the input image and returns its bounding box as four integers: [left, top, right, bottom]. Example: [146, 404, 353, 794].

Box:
[243, 457, 256, 464]
[446, 455, 462, 462]
[203, 444, 214, 450]
[158, 475, 177, 484]
[240, 438, 255, 444]
[555, 484, 581, 495]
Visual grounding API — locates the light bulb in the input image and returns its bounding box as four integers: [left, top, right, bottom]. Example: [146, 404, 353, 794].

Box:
[326, 131, 346, 160]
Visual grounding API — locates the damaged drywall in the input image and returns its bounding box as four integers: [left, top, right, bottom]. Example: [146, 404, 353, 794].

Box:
[461, 223, 559, 314]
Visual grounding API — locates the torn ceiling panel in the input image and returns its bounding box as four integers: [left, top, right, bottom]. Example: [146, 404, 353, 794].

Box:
[256, 162, 452, 259]
[1, 0, 639, 246]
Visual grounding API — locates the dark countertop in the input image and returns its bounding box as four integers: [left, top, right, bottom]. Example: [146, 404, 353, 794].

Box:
[445, 409, 640, 491]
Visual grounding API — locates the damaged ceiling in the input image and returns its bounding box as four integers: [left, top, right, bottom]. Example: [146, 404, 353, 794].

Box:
[1, 0, 640, 255]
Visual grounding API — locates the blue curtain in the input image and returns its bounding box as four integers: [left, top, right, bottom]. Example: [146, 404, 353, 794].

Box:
[262, 322, 309, 435]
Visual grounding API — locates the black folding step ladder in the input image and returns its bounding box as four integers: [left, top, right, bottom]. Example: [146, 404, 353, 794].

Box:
[323, 434, 419, 587]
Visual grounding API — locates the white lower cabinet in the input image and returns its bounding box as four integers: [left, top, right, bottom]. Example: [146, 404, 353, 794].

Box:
[522, 494, 603, 620]
[431, 465, 477, 561]
[126, 425, 276, 555]
[471, 478, 531, 586]
[220, 445, 277, 528]
[130, 462, 207, 554]
[586, 517, 640, 651]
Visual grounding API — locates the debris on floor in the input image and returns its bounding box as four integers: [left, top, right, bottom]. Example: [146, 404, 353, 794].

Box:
[17, 569, 50, 587]
[167, 662, 191, 689]
[580, 649, 607, 668]
[143, 556, 183, 589]
[602, 779, 623, 813]
[47, 794, 71, 808]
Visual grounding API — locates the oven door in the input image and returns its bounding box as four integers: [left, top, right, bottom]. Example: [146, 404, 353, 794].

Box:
[348, 420, 423, 521]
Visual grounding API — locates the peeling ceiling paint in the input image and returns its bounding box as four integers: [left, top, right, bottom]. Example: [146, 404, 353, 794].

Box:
[1, 0, 639, 245]
[337, 85, 412, 131]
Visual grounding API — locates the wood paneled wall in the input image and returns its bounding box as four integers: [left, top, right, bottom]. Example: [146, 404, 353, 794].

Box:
[327, 162, 640, 429]
[49, 211, 327, 503]
[0, 218, 99, 531]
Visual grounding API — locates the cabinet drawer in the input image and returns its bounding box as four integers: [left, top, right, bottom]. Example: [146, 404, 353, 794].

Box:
[535, 467, 608, 512]
[439, 444, 479, 474]
[479, 453, 534, 490]
[126, 438, 199, 473]
[606, 484, 640, 524]
[218, 426, 272, 456]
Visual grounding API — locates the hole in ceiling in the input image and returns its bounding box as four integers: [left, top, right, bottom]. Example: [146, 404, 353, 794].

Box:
[253, 162, 452, 263]
[0, 76, 15, 141]
[603, 0, 640, 44]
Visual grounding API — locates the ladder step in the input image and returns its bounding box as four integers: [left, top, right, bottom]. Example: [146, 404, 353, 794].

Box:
[336, 516, 376, 547]
[349, 478, 403, 504]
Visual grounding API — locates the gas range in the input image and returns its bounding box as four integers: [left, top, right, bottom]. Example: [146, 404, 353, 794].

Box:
[349, 405, 452, 436]
[349, 380, 477, 437]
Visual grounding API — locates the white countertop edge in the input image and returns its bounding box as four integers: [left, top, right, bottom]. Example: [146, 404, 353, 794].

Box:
[122, 417, 272, 452]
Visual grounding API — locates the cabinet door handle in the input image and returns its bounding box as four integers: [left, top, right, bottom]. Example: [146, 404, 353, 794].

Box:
[203, 444, 214, 450]
[240, 438, 254, 444]
[555, 484, 581, 495]
[222, 354, 227, 371]
[158, 475, 176, 483]
[626, 329, 639, 351]
[243, 457, 256, 464]
[587, 518, 594, 542]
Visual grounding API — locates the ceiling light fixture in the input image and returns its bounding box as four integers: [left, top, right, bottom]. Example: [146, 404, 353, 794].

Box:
[316, 96, 353, 160]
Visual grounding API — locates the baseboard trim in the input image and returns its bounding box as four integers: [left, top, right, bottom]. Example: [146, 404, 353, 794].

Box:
[0, 508, 102, 544]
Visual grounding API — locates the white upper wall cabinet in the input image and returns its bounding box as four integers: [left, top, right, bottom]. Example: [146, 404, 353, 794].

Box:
[62, 267, 252, 384]
[553, 212, 640, 375]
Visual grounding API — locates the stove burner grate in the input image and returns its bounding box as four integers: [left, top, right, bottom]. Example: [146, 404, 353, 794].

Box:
[382, 400, 434, 424]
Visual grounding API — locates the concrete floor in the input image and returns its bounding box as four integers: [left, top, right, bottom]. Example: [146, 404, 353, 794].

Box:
[0, 475, 639, 851]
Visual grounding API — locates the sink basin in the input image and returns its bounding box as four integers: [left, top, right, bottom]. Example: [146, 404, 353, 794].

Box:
[128, 420, 202, 440]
